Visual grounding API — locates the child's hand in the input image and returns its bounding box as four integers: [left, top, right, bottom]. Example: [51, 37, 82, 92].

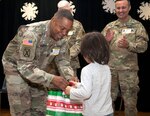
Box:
[64, 86, 71, 95]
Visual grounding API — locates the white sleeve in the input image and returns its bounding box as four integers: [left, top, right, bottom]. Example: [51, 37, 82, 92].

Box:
[70, 67, 92, 100]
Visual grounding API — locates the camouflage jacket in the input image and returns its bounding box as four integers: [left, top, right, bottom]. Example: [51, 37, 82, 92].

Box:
[2, 20, 74, 88]
[102, 16, 149, 70]
[65, 19, 85, 69]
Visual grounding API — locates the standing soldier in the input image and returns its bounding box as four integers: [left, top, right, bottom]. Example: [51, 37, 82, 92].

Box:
[102, 0, 149, 116]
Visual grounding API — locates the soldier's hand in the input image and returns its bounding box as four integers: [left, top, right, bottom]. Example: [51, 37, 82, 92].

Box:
[105, 28, 114, 42]
[118, 36, 129, 48]
[51, 76, 69, 91]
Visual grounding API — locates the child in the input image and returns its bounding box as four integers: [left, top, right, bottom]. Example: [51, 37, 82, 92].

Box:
[65, 32, 113, 116]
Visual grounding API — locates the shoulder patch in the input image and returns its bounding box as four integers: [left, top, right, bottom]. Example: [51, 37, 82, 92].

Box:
[22, 39, 33, 46]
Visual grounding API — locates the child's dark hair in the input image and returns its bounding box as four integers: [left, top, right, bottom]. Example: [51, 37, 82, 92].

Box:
[80, 32, 110, 64]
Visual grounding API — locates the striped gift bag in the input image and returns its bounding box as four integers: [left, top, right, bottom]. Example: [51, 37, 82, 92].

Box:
[46, 90, 83, 116]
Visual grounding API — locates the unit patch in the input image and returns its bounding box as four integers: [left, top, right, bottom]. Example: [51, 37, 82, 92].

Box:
[23, 47, 31, 57]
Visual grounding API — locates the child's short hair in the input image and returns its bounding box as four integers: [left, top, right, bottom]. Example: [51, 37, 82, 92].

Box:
[80, 31, 110, 64]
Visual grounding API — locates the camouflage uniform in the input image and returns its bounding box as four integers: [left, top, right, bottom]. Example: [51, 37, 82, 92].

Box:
[46, 19, 85, 76]
[102, 16, 149, 116]
[2, 20, 74, 116]
[64, 19, 85, 75]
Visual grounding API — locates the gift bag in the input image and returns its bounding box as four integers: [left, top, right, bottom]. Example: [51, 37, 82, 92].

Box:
[46, 90, 83, 116]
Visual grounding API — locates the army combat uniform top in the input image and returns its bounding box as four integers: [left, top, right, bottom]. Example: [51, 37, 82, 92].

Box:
[102, 16, 149, 71]
[2, 20, 74, 89]
[66, 19, 85, 71]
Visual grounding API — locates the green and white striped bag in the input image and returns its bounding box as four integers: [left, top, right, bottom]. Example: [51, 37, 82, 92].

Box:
[46, 90, 83, 116]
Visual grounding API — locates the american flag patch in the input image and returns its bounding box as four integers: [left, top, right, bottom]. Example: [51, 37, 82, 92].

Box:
[22, 39, 33, 46]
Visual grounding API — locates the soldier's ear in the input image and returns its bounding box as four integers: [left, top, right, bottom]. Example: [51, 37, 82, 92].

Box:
[128, 2, 131, 11]
[52, 17, 60, 26]
[129, 5, 131, 11]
